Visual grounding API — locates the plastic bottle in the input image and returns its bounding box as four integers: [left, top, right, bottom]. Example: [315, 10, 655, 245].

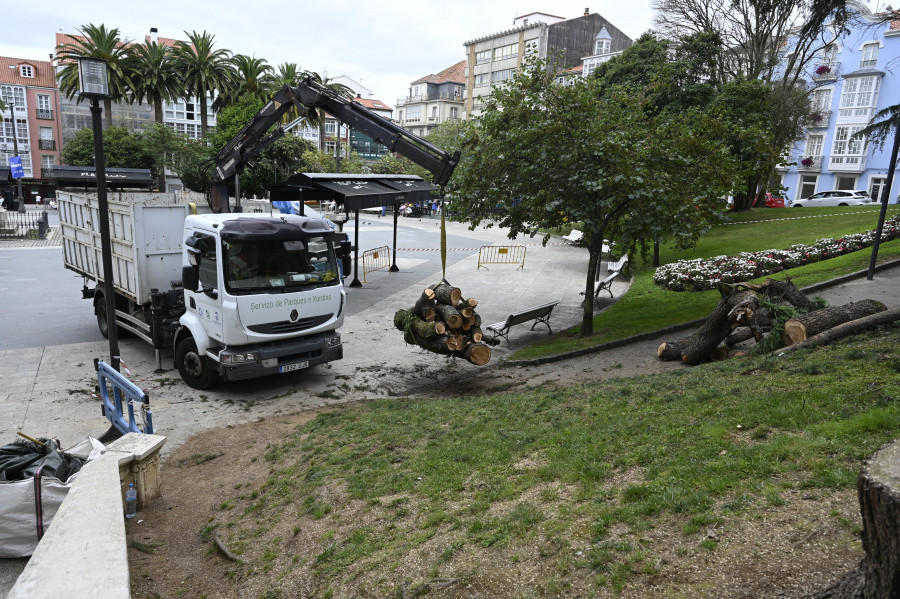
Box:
[125, 483, 137, 519]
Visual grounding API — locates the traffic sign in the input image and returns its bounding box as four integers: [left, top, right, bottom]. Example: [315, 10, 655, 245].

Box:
[8, 156, 24, 179]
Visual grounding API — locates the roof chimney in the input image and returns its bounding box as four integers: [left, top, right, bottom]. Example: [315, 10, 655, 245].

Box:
[150, 27, 158, 43]
[584, 7, 590, 15]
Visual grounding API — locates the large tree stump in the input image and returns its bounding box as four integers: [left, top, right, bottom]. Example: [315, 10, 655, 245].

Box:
[678, 290, 756, 364]
[809, 440, 900, 598]
[782, 300, 887, 345]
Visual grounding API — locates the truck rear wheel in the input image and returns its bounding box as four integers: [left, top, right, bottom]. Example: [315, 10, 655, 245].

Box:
[175, 337, 219, 390]
[97, 302, 110, 339]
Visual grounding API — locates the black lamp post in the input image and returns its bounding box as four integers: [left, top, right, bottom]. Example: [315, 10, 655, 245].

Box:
[8, 101, 26, 213]
[77, 57, 120, 372]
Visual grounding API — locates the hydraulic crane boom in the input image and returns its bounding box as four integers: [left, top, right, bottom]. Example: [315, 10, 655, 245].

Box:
[208, 77, 461, 213]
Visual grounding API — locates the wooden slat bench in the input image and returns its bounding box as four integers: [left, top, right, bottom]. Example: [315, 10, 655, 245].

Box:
[486, 301, 560, 346]
[582, 255, 629, 306]
[562, 229, 583, 244]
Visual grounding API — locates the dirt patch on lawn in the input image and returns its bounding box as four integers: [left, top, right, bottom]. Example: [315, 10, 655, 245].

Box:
[128, 384, 863, 599]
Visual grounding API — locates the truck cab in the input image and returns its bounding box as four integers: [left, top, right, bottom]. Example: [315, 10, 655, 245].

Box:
[178, 213, 346, 388]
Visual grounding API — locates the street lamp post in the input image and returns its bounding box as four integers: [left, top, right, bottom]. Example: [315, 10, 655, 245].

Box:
[77, 57, 120, 372]
[8, 102, 25, 213]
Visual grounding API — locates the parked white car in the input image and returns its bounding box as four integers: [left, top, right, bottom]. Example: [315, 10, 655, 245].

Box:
[790, 190, 875, 207]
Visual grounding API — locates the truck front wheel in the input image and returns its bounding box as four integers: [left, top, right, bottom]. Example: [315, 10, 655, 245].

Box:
[175, 337, 219, 390]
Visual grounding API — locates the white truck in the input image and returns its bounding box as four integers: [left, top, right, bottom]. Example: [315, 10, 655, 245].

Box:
[57, 77, 459, 389]
[58, 191, 349, 389]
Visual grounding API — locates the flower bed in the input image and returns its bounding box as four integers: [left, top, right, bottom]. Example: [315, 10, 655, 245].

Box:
[654, 215, 900, 291]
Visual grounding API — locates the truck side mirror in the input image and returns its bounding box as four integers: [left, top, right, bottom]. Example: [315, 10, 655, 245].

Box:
[182, 265, 199, 291]
[340, 240, 352, 280]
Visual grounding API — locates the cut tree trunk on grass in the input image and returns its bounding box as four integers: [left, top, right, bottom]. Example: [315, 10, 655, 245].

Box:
[782, 299, 888, 345]
[777, 308, 900, 356]
[738, 276, 815, 312]
[678, 290, 756, 364]
[808, 440, 900, 599]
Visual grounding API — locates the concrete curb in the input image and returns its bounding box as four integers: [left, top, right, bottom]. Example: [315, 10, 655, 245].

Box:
[502, 258, 900, 368]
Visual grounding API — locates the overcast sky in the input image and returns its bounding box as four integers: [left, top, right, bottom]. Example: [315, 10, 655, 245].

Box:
[2, 1, 657, 108]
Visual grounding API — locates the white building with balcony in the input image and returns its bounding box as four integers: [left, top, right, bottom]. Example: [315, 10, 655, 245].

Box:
[779, 2, 900, 203]
[396, 61, 465, 138]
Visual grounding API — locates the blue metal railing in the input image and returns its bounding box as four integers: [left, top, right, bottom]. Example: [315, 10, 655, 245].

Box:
[95, 359, 154, 435]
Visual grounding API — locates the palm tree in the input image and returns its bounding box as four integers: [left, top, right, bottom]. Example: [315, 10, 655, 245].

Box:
[174, 30, 233, 139]
[265, 62, 305, 125]
[128, 40, 184, 191]
[55, 23, 134, 128]
[128, 41, 183, 124]
[227, 54, 273, 104]
[301, 70, 354, 152]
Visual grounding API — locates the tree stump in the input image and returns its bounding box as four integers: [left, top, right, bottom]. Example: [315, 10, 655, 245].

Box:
[782, 300, 887, 345]
[810, 439, 900, 598]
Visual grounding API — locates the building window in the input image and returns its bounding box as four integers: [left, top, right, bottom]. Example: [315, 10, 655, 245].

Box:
[491, 69, 513, 84]
[324, 119, 336, 134]
[861, 43, 879, 68]
[524, 40, 539, 57]
[799, 174, 818, 200]
[493, 44, 517, 61]
[406, 106, 421, 121]
[0, 86, 26, 108]
[839, 76, 880, 119]
[20, 65, 33, 78]
[41, 154, 56, 169]
[811, 89, 831, 113]
[475, 50, 491, 65]
[835, 175, 857, 190]
[822, 43, 838, 65]
[474, 73, 490, 87]
[594, 39, 611, 55]
[450, 107, 459, 120]
[831, 125, 866, 165]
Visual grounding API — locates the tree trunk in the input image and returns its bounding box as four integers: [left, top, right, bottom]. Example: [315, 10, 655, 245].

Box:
[413, 292, 437, 322]
[200, 93, 209, 139]
[779, 308, 900, 356]
[658, 339, 690, 361]
[153, 92, 166, 192]
[436, 304, 462, 329]
[782, 300, 887, 345]
[809, 440, 900, 599]
[462, 342, 491, 366]
[431, 283, 461, 306]
[739, 277, 815, 311]
[581, 237, 604, 337]
[679, 290, 755, 364]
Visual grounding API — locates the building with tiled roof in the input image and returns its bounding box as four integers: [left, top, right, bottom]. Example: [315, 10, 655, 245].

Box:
[396, 61, 466, 139]
[1, 55, 64, 204]
[350, 96, 393, 161]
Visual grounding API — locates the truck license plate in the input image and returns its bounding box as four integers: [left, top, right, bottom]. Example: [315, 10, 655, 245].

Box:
[279, 361, 309, 374]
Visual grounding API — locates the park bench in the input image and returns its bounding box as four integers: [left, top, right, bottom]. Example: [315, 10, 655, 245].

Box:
[486, 301, 560, 346]
[582, 255, 629, 305]
[562, 229, 583, 244]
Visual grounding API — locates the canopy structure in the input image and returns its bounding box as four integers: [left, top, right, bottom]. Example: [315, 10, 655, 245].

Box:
[46, 166, 153, 190]
[269, 173, 442, 287]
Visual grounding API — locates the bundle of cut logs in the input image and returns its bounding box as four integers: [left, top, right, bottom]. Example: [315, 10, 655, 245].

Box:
[393, 282, 496, 366]
[657, 277, 895, 364]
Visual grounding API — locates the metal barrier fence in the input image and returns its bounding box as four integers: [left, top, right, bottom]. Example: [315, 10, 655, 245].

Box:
[0, 210, 49, 240]
[95, 359, 154, 435]
[361, 245, 392, 282]
[477, 245, 526, 270]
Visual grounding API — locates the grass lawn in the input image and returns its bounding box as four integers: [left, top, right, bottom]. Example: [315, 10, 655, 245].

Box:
[514, 206, 900, 361]
[206, 324, 900, 597]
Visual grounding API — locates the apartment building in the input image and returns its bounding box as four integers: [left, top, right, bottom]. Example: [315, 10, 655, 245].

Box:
[396, 61, 465, 138]
[1, 56, 64, 203]
[463, 9, 632, 117]
[779, 2, 900, 203]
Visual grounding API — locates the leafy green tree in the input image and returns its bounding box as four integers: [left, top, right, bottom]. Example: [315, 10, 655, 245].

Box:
[128, 40, 185, 190]
[449, 62, 735, 336]
[175, 30, 233, 138]
[301, 149, 367, 174]
[301, 71, 354, 152]
[370, 153, 431, 180]
[55, 23, 134, 129]
[140, 123, 212, 191]
[61, 126, 153, 171]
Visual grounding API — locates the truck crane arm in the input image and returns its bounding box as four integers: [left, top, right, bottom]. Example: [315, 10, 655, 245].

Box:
[208, 77, 461, 213]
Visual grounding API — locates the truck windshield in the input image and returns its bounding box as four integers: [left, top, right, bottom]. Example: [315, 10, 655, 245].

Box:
[224, 237, 339, 294]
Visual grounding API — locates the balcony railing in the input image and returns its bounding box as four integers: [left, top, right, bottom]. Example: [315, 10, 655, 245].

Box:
[797, 155, 823, 171]
[36, 109, 53, 120]
[812, 62, 841, 81]
[38, 139, 56, 150]
[829, 155, 867, 172]
[809, 110, 832, 128]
